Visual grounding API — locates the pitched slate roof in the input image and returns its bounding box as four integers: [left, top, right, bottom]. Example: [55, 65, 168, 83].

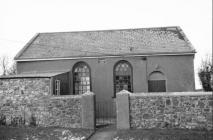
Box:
[15, 26, 195, 60]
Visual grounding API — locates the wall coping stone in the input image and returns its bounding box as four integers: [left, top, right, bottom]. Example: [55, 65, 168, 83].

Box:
[130, 92, 212, 97]
[47, 92, 95, 99]
[117, 90, 131, 95]
[82, 91, 95, 96]
[50, 95, 81, 99]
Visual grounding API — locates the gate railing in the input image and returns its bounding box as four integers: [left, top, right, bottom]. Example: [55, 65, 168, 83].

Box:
[95, 100, 116, 126]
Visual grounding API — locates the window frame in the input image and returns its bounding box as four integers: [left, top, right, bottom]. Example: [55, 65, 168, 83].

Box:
[72, 61, 92, 95]
[113, 60, 133, 97]
[55, 80, 60, 95]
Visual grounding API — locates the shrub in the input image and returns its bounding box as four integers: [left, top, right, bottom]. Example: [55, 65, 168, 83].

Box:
[0, 114, 6, 125]
[198, 55, 213, 91]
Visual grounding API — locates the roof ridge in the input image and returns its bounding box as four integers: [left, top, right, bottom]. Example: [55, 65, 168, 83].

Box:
[38, 26, 180, 34]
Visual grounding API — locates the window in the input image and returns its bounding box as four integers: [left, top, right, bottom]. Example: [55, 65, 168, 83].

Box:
[55, 80, 60, 95]
[73, 62, 91, 94]
[148, 71, 166, 92]
[114, 60, 133, 96]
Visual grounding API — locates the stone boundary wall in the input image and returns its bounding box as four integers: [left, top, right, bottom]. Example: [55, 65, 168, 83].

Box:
[0, 78, 95, 129]
[116, 91, 213, 130]
[0, 78, 51, 126]
[37, 95, 82, 128]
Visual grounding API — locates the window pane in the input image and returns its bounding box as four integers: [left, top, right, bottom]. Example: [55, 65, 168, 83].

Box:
[114, 61, 132, 97]
[73, 62, 91, 95]
[86, 77, 89, 80]
[87, 86, 90, 91]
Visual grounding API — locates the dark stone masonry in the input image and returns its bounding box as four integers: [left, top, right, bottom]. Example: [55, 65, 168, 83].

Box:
[129, 92, 213, 130]
[0, 78, 84, 128]
[0, 78, 51, 126]
[1, 77, 212, 130]
[43, 95, 82, 128]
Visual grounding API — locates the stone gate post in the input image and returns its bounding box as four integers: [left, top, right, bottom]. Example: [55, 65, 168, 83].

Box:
[81, 91, 95, 129]
[116, 90, 130, 129]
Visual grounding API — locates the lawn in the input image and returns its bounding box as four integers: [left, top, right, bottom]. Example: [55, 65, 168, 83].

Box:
[113, 129, 213, 140]
[0, 126, 94, 140]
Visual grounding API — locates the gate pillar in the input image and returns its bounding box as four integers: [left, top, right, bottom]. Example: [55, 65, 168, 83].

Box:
[81, 91, 95, 129]
[116, 90, 130, 129]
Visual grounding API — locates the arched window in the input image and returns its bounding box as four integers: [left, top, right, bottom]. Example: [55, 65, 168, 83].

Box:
[114, 60, 133, 96]
[148, 71, 166, 92]
[73, 62, 91, 94]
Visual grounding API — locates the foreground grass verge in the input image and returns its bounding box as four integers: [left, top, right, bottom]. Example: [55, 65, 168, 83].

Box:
[0, 126, 94, 140]
[113, 129, 213, 140]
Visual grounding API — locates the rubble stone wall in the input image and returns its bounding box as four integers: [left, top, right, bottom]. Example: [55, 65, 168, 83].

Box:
[129, 92, 213, 130]
[42, 95, 82, 128]
[0, 78, 82, 128]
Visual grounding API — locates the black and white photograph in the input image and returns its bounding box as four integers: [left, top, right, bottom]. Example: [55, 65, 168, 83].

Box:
[0, 0, 212, 139]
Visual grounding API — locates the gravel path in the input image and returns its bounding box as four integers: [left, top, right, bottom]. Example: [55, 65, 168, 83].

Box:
[88, 125, 116, 140]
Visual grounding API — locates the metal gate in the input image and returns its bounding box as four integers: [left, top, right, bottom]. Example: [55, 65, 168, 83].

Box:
[95, 100, 116, 127]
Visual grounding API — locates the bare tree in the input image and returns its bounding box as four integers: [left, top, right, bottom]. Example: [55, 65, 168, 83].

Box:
[0, 55, 17, 76]
[7, 62, 17, 75]
[0, 55, 9, 76]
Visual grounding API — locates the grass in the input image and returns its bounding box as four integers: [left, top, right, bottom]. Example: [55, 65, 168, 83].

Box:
[0, 126, 94, 140]
[113, 129, 213, 140]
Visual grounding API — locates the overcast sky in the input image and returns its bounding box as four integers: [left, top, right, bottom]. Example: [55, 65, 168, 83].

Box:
[0, 0, 212, 89]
